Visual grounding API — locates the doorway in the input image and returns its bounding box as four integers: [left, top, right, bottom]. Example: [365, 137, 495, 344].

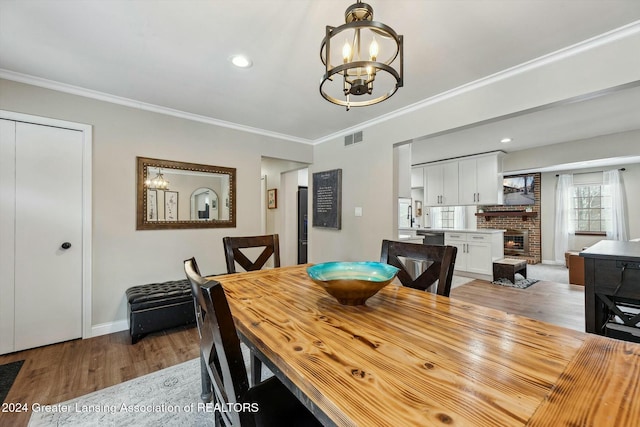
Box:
[297, 186, 308, 264]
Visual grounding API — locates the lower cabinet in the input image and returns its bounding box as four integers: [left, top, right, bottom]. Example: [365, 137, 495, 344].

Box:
[445, 231, 504, 276]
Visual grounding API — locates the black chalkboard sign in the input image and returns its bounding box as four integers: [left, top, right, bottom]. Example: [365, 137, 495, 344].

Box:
[312, 169, 342, 229]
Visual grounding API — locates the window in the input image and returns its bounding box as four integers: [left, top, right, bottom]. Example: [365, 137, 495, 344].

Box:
[571, 184, 611, 233]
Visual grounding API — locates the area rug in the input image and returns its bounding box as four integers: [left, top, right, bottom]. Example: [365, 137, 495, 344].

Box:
[28, 345, 266, 426]
[0, 360, 24, 403]
[28, 358, 214, 426]
[492, 277, 539, 289]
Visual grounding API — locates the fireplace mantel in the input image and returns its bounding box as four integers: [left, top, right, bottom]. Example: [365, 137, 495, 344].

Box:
[475, 211, 538, 221]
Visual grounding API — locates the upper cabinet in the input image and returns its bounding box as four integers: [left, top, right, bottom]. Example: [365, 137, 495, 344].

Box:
[425, 161, 459, 206]
[411, 166, 424, 188]
[420, 152, 503, 207]
[458, 153, 504, 205]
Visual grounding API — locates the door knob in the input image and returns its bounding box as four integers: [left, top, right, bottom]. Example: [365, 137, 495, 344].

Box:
[61, 242, 72, 249]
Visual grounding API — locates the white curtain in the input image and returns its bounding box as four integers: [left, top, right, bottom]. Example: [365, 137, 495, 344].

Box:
[603, 169, 628, 241]
[554, 174, 574, 264]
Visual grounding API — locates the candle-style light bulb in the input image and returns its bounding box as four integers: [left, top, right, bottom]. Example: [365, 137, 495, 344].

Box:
[369, 36, 378, 61]
[342, 39, 352, 63]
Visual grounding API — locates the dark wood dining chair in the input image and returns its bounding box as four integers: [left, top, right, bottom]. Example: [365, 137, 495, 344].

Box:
[183, 258, 321, 427]
[222, 234, 280, 385]
[223, 234, 280, 274]
[184, 257, 215, 403]
[380, 240, 458, 297]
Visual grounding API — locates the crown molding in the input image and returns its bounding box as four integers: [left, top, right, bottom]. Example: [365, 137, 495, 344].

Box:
[1, 20, 638, 146]
[312, 20, 640, 145]
[0, 69, 313, 145]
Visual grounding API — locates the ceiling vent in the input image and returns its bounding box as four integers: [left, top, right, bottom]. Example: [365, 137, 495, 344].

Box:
[344, 131, 364, 147]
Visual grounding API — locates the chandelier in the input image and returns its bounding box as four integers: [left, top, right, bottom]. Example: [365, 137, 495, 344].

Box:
[144, 168, 170, 190]
[320, 1, 403, 110]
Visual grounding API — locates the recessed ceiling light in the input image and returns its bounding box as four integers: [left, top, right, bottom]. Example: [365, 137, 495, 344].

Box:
[230, 55, 252, 68]
[500, 137, 512, 144]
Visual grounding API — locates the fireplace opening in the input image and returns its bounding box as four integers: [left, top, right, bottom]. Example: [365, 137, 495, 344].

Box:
[504, 229, 529, 256]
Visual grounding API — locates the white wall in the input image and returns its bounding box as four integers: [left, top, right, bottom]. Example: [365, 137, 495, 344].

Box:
[0, 79, 312, 332]
[309, 28, 640, 264]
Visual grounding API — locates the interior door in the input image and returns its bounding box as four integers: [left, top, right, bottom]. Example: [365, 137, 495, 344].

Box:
[9, 122, 83, 351]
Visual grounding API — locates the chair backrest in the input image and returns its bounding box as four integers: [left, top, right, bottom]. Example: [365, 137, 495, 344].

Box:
[380, 240, 458, 297]
[184, 257, 205, 336]
[184, 258, 251, 427]
[223, 234, 280, 273]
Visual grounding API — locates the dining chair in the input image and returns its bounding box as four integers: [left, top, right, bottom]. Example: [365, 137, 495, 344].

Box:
[184, 257, 215, 403]
[183, 258, 322, 427]
[380, 240, 458, 297]
[222, 234, 280, 385]
[222, 234, 281, 274]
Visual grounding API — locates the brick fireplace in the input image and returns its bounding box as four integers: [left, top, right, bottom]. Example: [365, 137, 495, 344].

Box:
[476, 173, 541, 264]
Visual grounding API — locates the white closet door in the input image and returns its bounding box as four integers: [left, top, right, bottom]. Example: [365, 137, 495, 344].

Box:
[0, 119, 17, 354]
[13, 122, 84, 351]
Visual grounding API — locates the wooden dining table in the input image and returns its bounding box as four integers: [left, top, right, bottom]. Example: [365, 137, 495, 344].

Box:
[212, 265, 640, 427]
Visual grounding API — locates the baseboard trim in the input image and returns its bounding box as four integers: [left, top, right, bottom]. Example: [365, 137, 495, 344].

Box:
[91, 320, 128, 338]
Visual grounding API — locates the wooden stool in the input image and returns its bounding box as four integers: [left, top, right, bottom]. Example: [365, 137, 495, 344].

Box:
[493, 258, 527, 283]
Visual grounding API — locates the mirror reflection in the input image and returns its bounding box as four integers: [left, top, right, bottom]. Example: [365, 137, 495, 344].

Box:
[137, 157, 236, 230]
[191, 187, 221, 221]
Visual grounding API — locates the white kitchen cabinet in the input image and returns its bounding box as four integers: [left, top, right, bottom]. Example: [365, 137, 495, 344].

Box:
[444, 231, 504, 277]
[444, 232, 467, 272]
[458, 153, 503, 205]
[411, 166, 424, 189]
[425, 162, 458, 206]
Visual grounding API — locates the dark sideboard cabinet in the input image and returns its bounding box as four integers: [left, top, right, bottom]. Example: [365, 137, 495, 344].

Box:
[581, 240, 640, 343]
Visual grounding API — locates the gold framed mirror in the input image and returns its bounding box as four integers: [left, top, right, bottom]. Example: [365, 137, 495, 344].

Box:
[136, 156, 236, 230]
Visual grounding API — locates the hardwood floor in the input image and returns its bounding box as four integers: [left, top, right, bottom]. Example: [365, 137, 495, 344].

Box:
[0, 279, 585, 426]
[0, 326, 200, 426]
[451, 279, 585, 332]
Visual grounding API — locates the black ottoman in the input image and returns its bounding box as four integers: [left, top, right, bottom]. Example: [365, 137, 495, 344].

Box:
[126, 279, 195, 344]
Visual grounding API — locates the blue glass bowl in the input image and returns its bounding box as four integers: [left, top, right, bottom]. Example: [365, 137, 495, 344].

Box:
[307, 262, 400, 305]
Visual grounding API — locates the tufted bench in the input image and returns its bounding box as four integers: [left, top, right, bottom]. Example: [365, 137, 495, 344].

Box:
[126, 279, 195, 344]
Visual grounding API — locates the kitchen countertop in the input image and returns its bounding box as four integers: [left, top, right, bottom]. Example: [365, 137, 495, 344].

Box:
[416, 228, 506, 234]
